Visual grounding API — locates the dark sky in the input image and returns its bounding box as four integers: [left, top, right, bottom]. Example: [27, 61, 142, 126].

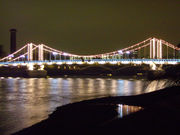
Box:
[0, 0, 180, 55]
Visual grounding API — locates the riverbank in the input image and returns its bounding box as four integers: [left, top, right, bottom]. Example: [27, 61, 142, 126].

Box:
[13, 86, 180, 135]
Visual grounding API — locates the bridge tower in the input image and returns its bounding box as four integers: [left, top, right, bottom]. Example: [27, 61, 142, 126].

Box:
[38, 44, 44, 61]
[157, 39, 162, 59]
[150, 38, 162, 59]
[27, 43, 33, 61]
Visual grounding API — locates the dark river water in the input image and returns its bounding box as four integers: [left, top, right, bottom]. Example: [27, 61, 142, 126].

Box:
[0, 77, 176, 135]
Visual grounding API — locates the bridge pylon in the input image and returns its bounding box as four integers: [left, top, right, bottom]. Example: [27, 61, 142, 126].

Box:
[27, 43, 33, 61]
[38, 44, 44, 61]
[150, 38, 162, 59]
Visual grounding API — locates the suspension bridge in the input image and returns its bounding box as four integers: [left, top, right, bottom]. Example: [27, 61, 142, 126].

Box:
[0, 37, 179, 71]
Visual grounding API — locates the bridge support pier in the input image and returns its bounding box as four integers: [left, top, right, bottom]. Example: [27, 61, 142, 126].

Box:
[27, 63, 34, 70]
[149, 62, 163, 71]
[27, 63, 47, 77]
[149, 62, 156, 70]
[39, 65, 44, 70]
[157, 64, 163, 70]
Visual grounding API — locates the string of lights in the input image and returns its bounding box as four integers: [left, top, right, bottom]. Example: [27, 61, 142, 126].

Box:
[0, 37, 178, 63]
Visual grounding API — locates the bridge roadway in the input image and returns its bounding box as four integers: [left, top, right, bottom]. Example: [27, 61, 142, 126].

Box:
[0, 59, 179, 66]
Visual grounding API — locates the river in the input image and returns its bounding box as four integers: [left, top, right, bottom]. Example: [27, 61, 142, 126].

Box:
[0, 77, 176, 135]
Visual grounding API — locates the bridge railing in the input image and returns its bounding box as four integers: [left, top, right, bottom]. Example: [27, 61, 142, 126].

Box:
[0, 59, 180, 65]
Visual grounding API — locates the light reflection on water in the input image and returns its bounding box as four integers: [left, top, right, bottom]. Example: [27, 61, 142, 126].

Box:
[117, 104, 143, 118]
[0, 78, 176, 135]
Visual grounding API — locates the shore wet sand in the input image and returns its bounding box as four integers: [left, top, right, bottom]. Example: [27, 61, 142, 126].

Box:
[13, 86, 180, 135]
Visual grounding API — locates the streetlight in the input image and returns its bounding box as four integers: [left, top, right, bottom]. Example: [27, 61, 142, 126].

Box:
[118, 50, 123, 54]
[118, 50, 123, 59]
[126, 51, 130, 59]
[62, 52, 69, 60]
[52, 52, 58, 60]
[8, 54, 14, 60]
[20, 55, 25, 61]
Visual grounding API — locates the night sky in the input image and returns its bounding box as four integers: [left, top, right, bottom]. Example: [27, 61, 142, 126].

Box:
[0, 0, 180, 55]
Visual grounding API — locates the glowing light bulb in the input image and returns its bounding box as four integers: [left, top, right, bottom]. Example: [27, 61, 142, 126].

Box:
[118, 50, 123, 54]
[52, 52, 58, 55]
[9, 54, 14, 57]
[63, 52, 68, 56]
[20, 55, 25, 58]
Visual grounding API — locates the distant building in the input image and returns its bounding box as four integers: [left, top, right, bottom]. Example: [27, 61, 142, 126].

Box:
[10, 29, 17, 54]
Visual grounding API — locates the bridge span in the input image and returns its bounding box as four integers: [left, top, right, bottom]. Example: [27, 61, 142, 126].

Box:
[0, 37, 179, 71]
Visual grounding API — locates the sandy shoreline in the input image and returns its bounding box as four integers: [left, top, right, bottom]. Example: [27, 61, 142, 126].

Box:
[13, 86, 180, 135]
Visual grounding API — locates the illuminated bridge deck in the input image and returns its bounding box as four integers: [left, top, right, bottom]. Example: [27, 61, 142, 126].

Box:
[0, 59, 179, 66]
